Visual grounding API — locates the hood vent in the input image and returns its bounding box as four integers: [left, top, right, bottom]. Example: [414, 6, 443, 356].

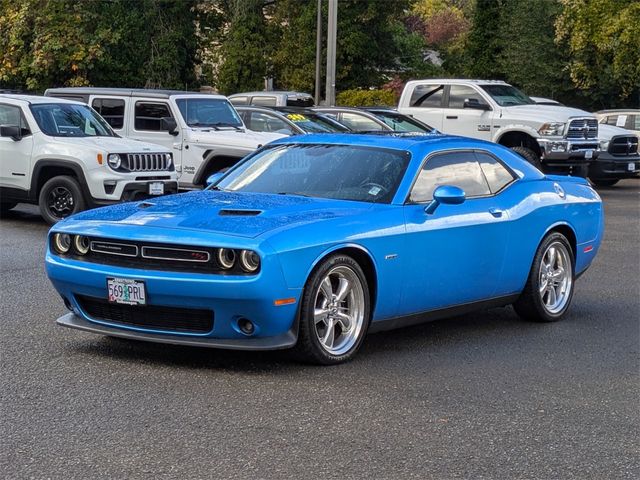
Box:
[218, 209, 262, 217]
[138, 201, 156, 209]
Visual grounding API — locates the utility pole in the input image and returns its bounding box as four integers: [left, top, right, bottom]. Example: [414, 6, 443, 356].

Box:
[314, 0, 322, 105]
[325, 0, 337, 106]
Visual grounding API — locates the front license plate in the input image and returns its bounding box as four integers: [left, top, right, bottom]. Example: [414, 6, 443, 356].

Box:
[149, 182, 164, 195]
[107, 278, 146, 305]
[585, 150, 593, 159]
[629, 162, 635, 172]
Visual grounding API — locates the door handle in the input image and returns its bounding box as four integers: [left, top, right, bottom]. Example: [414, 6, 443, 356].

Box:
[446, 115, 458, 119]
[489, 208, 503, 218]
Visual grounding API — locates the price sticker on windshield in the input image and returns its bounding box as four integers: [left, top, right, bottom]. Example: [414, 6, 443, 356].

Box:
[286, 113, 308, 122]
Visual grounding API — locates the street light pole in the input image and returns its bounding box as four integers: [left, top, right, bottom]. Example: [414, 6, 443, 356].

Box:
[325, 0, 337, 106]
[314, 0, 322, 105]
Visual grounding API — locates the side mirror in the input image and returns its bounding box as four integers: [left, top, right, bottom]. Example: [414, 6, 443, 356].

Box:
[206, 172, 224, 187]
[161, 117, 179, 136]
[424, 185, 466, 214]
[0, 125, 22, 141]
[463, 98, 491, 111]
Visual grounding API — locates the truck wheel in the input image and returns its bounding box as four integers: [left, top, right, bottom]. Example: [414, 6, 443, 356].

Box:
[0, 202, 17, 216]
[38, 175, 86, 225]
[590, 178, 618, 187]
[511, 146, 543, 171]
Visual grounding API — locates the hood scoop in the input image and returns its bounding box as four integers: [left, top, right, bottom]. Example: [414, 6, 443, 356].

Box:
[218, 209, 263, 217]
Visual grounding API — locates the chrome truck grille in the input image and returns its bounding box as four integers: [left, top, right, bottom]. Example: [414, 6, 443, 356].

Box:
[609, 136, 639, 156]
[566, 118, 598, 140]
[125, 153, 172, 171]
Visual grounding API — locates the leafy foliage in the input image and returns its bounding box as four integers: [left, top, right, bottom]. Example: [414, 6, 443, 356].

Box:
[336, 89, 396, 107]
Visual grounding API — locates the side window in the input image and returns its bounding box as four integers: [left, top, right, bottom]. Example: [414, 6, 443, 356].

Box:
[251, 96, 277, 107]
[475, 151, 515, 194]
[447, 85, 486, 109]
[338, 112, 384, 131]
[247, 112, 294, 134]
[604, 115, 618, 126]
[410, 84, 444, 108]
[410, 151, 491, 203]
[632, 115, 640, 130]
[229, 96, 248, 106]
[0, 104, 31, 136]
[134, 102, 172, 131]
[92, 98, 125, 129]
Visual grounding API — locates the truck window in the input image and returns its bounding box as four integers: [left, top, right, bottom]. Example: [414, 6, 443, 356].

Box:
[447, 85, 486, 109]
[251, 96, 278, 107]
[134, 102, 172, 131]
[92, 98, 125, 130]
[409, 84, 444, 108]
[229, 96, 248, 105]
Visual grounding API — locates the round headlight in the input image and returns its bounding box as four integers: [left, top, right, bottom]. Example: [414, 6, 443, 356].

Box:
[73, 235, 90, 255]
[239, 250, 260, 272]
[217, 248, 236, 269]
[165, 153, 173, 167]
[107, 153, 121, 169]
[53, 233, 71, 254]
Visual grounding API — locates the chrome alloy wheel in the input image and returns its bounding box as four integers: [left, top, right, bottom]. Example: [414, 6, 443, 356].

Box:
[313, 265, 366, 355]
[47, 186, 75, 218]
[538, 241, 573, 314]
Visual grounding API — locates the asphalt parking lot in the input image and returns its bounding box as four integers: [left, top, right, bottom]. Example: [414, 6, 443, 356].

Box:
[1, 179, 638, 479]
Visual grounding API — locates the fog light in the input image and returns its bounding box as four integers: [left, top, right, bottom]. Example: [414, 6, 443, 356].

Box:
[238, 318, 255, 335]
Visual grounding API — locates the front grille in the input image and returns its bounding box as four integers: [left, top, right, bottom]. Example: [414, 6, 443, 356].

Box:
[566, 118, 598, 139]
[77, 295, 214, 333]
[608, 136, 639, 156]
[125, 153, 172, 172]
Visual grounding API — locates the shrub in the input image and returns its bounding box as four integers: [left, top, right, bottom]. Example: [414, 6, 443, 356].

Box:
[336, 89, 396, 107]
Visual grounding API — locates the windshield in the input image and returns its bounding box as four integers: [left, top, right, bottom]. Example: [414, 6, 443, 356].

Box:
[480, 85, 535, 107]
[216, 144, 410, 203]
[30, 103, 115, 137]
[176, 98, 243, 128]
[282, 112, 347, 133]
[373, 112, 435, 133]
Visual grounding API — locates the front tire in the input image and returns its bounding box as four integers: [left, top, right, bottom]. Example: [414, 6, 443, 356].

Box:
[38, 175, 86, 225]
[294, 254, 370, 365]
[514, 232, 575, 322]
[590, 178, 619, 187]
[511, 146, 543, 171]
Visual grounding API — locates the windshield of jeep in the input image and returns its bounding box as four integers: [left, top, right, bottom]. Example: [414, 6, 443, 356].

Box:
[176, 98, 243, 129]
[480, 85, 535, 107]
[30, 103, 115, 137]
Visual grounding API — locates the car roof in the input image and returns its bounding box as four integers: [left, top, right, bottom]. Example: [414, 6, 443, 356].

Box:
[229, 91, 312, 98]
[45, 87, 223, 100]
[271, 132, 475, 150]
[595, 109, 640, 115]
[0, 94, 84, 105]
[405, 79, 509, 86]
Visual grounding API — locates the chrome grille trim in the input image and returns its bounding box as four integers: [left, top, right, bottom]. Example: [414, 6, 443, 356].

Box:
[125, 153, 171, 172]
[90, 241, 139, 257]
[566, 118, 598, 140]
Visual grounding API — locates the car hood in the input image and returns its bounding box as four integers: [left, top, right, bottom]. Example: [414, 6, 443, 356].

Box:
[56, 136, 171, 153]
[504, 105, 594, 123]
[598, 123, 633, 141]
[186, 129, 285, 149]
[62, 190, 373, 239]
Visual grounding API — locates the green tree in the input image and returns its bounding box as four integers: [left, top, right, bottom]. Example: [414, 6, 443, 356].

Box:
[465, 0, 504, 78]
[555, 0, 640, 108]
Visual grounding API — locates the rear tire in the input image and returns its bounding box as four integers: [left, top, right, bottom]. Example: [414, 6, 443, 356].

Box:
[293, 254, 370, 365]
[590, 178, 619, 187]
[511, 146, 543, 171]
[514, 232, 575, 322]
[38, 175, 86, 225]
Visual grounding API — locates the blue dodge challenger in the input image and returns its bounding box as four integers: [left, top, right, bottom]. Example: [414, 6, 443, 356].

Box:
[46, 133, 604, 364]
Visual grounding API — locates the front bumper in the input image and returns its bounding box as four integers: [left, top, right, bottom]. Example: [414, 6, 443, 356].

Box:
[588, 153, 640, 180]
[538, 138, 599, 166]
[92, 180, 179, 206]
[46, 252, 301, 349]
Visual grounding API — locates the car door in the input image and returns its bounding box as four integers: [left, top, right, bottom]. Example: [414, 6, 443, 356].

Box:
[129, 100, 179, 151]
[400, 149, 512, 315]
[399, 83, 445, 129]
[0, 103, 34, 191]
[441, 84, 494, 140]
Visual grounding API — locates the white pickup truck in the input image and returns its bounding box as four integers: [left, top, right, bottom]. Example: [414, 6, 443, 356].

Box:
[45, 88, 284, 189]
[398, 79, 599, 175]
[0, 95, 178, 224]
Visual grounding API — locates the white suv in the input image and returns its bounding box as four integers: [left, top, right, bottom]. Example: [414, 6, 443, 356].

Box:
[398, 79, 599, 175]
[45, 88, 284, 189]
[0, 95, 178, 224]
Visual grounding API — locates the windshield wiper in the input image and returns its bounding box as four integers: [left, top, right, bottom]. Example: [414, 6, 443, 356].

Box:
[277, 192, 311, 197]
[189, 122, 219, 130]
[212, 122, 243, 131]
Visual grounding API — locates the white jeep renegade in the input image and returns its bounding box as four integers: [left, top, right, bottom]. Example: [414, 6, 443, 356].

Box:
[0, 95, 178, 224]
[44, 88, 284, 189]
